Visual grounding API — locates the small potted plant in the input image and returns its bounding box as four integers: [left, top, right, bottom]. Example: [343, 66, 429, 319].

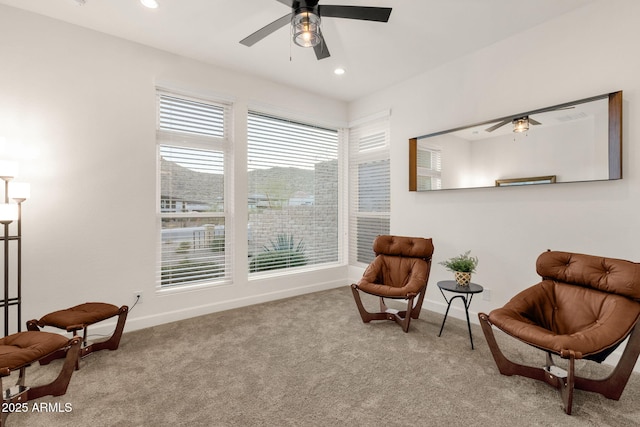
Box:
[439, 250, 478, 286]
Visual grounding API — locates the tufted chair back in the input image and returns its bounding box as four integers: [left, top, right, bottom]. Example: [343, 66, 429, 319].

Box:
[536, 250, 640, 300]
[372, 234, 435, 259]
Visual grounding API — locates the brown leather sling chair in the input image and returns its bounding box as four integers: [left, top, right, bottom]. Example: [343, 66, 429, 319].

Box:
[479, 250, 640, 414]
[351, 235, 434, 332]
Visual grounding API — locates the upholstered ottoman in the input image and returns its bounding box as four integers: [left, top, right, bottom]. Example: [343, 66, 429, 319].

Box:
[1, 331, 81, 425]
[27, 302, 128, 368]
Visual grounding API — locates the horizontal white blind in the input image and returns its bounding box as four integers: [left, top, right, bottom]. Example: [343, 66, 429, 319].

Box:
[247, 111, 340, 274]
[157, 91, 231, 288]
[248, 113, 337, 169]
[349, 116, 390, 265]
[159, 95, 225, 137]
[358, 131, 387, 152]
[159, 216, 227, 287]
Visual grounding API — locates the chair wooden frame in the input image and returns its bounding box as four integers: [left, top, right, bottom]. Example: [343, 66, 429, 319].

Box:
[1, 336, 81, 427]
[479, 313, 640, 415]
[351, 285, 427, 333]
[27, 305, 128, 369]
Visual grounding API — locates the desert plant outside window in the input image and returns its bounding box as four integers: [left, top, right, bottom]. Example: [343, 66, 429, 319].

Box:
[247, 111, 341, 274]
[156, 91, 232, 288]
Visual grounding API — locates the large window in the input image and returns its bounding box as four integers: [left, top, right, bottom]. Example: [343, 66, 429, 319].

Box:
[349, 116, 390, 265]
[247, 112, 341, 274]
[157, 92, 231, 288]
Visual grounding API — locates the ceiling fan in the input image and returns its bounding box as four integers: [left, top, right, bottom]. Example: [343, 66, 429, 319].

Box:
[240, 0, 393, 60]
[485, 106, 575, 133]
[485, 116, 542, 133]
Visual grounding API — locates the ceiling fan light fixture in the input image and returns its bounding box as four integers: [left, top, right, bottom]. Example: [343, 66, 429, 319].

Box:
[292, 11, 321, 48]
[513, 117, 530, 133]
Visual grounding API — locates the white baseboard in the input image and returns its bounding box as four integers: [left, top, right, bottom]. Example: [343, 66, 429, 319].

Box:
[86, 279, 347, 336]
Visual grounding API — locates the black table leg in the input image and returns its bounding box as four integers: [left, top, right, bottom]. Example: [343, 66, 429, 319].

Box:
[438, 293, 475, 349]
[438, 296, 455, 337]
[463, 294, 474, 349]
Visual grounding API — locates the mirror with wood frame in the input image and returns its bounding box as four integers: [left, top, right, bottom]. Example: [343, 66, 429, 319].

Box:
[409, 91, 622, 191]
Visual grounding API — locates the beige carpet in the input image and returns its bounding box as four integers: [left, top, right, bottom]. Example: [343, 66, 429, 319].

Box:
[5, 286, 640, 426]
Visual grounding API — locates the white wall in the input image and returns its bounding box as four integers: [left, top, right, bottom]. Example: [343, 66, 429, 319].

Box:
[0, 5, 348, 334]
[348, 0, 640, 365]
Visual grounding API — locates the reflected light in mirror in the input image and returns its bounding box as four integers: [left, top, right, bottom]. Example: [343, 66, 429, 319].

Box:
[513, 117, 529, 133]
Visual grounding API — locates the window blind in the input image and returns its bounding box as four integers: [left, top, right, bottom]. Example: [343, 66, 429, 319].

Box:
[159, 95, 225, 137]
[157, 91, 232, 288]
[247, 111, 340, 274]
[416, 144, 442, 190]
[349, 116, 390, 265]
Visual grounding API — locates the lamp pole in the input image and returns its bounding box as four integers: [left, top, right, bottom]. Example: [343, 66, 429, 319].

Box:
[0, 164, 28, 336]
[15, 199, 23, 333]
[1, 177, 11, 336]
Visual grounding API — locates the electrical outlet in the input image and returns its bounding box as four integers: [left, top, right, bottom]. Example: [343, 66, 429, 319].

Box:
[134, 291, 143, 304]
[483, 288, 491, 301]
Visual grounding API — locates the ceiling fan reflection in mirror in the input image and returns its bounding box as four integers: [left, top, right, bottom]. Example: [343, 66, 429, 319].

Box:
[485, 116, 541, 134]
[485, 106, 575, 133]
[240, 0, 392, 60]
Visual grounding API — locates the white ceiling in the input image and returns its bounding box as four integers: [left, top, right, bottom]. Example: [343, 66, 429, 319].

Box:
[0, 0, 597, 102]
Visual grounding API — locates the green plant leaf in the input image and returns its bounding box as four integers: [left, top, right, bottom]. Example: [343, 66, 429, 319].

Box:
[438, 250, 478, 273]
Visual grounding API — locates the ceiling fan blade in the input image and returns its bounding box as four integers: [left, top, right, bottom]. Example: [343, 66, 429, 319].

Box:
[529, 118, 542, 125]
[275, 0, 294, 7]
[313, 30, 330, 60]
[485, 120, 511, 133]
[532, 105, 576, 116]
[240, 13, 293, 47]
[318, 5, 392, 22]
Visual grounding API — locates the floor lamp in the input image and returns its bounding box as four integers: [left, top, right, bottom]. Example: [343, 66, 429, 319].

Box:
[0, 161, 29, 336]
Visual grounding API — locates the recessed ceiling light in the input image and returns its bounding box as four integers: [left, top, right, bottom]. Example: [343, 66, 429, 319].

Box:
[140, 0, 159, 9]
[334, 68, 346, 76]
